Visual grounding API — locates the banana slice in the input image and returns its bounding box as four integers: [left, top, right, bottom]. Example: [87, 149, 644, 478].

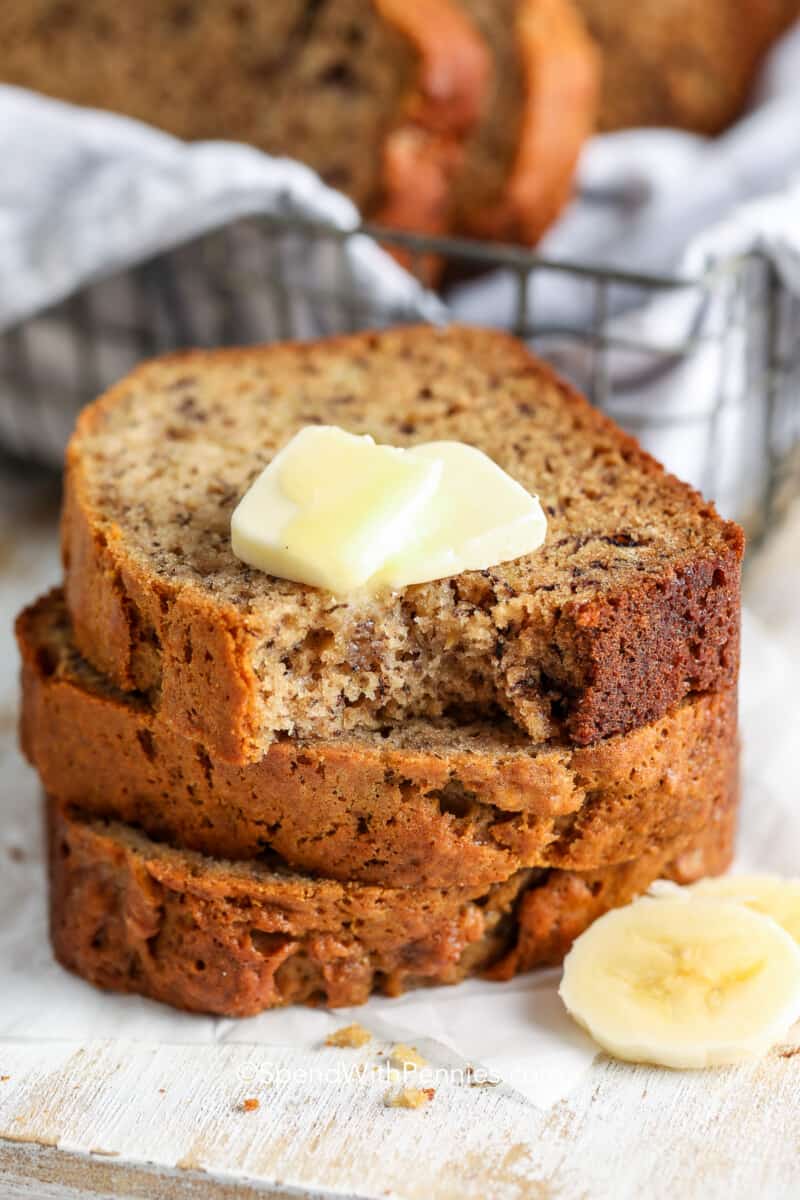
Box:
[559, 895, 800, 1069]
[688, 875, 800, 944]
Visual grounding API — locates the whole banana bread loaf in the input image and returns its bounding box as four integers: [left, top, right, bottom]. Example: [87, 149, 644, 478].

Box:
[20, 589, 739, 889]
[48, 794, 736, 1016]
[62, 326, 743, 764]
[0, 0, 598, 247]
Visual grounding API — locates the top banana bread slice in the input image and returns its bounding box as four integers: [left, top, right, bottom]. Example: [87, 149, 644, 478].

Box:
[63, 326, 743, 764]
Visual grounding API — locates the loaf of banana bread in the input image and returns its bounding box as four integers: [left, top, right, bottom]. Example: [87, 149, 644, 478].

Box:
[63, 326, 743, 764]
[453, 0, 598, 243]
[0, 0, 597, 246]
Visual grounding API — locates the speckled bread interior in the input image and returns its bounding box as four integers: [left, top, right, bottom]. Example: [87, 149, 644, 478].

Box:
[62, 326, 743, 766]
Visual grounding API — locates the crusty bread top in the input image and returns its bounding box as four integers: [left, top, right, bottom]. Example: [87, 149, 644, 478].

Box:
[64, 326, 743, 758]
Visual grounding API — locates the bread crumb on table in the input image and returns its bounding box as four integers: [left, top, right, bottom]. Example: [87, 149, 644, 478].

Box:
[389, 1043, 427, 1070]
[240, 1098, 260, 1112]
[325, 1023, 372, 1049]
[384, 1086, 435, 1109]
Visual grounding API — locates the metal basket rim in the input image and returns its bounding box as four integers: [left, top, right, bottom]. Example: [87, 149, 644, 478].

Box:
[255, 210, 756, 293]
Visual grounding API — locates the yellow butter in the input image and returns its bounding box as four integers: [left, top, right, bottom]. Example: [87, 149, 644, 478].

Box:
[231, 426, 442, 592]
[375, 441, 547, 589]
[231, 425, 547, 594]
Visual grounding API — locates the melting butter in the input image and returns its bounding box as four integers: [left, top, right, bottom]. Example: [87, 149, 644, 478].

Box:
[231, 426, 441, 592]
[231, 425, 546, 594]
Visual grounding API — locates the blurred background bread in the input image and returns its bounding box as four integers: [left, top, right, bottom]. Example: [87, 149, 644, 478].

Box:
[0, 0, 598, 248]
[575, 0, 800, 134]
[3, 0, 796, 248]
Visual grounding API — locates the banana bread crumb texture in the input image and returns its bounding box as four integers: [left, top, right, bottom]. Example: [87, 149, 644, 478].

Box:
[63, 326, 743, 765]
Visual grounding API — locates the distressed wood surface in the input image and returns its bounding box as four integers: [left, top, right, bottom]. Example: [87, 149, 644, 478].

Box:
[2, 1040, 800, 1198]
[2, 465, 800, 1199]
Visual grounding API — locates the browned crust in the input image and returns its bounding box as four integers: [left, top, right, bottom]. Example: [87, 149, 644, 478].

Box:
[62, 477, 262, 766]
[488, 776, 738, 978]
[47, 795, 736, 1017]
[553, 547, 742, 745]
[62, 327, 744, 764]
[372, 0, 491, 245]
[458, 0, 600, 244]
[18, 589, 739, 888]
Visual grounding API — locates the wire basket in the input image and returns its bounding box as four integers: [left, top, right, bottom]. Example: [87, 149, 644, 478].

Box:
[1, 212, 798, 542]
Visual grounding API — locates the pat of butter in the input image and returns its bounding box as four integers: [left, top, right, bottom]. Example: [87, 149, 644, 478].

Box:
[231, 426, 442, 592]
[231, 426, 547, 594]
[375, 441, 547, 589]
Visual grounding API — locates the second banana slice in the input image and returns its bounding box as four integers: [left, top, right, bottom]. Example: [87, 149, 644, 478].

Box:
[688, 874, 800, 943]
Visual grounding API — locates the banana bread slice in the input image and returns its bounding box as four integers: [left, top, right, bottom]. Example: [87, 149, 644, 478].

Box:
[20, 589, 739, 889]
[63, 326, 743, 764]
[0, 0, 601, 252]
[48, 794, 736, 1017]
[451, 0, 599, 243]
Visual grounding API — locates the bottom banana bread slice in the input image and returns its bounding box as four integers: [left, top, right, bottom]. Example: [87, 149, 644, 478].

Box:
[48, 795, 737, 1017]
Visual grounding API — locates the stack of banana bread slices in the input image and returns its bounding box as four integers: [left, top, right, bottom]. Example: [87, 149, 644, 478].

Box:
[17, 326, 744, 1017]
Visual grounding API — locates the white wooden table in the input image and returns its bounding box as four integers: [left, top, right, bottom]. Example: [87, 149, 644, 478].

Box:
[2, 462, 799, 1200]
